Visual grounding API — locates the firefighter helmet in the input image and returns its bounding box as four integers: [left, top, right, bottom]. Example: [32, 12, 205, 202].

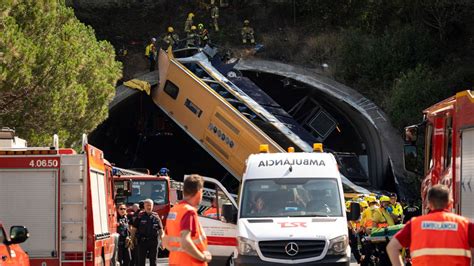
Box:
[198, 23, 204, 29]
[380, 195, 391, 202]
[366, 196, 377, 204]
[168, 27, 174, 33]
[244, 19, 250, 25]
[359, 201, 368, 208]
[191, 25, 197, 31]
[188, 13, 194, 19]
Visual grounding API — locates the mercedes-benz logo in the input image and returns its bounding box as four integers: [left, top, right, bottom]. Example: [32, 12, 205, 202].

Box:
[285, 242, 299, 256]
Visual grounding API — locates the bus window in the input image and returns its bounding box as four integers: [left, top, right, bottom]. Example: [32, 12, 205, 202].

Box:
[164, 80, 179, 99]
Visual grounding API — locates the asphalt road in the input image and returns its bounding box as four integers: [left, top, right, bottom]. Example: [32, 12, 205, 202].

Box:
[154, 257, 360, 265]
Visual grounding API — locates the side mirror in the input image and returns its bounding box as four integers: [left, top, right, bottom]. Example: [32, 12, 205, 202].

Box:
[404, 125, 418, 144]
[9, 226, 29, 244]
[222, 203, 237, 224]
[404, 144, 420, 174]
[347, 202, 361, 221]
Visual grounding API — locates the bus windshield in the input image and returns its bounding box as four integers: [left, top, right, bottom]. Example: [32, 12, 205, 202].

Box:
[126, 180, 169, 205]
[240, 178, 343, 218]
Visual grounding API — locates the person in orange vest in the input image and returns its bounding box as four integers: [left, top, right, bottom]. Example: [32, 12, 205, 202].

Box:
[387, 184, 474, 266]
[203, 198, 218, 219]
[163, 174, 212, 265]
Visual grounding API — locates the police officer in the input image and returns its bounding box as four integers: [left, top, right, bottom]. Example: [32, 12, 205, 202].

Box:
[388, 193, 404, 224]
[132, 199, 163, 266]
[387, 185, 474, 266]
[403, 200, 421, 223]
[117, 204, 131, 266]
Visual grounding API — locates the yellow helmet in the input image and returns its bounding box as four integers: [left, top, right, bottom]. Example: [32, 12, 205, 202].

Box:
[359, 201, 368, 208]
[188, 13, 195, 19]
[167, 27, 174, 33]
[244, 19, 250, 25]
[345, 201, 352, 210]
[191, 25, 197, 31]
[379, 195, 391, 202]
[366, 196, 377, 204]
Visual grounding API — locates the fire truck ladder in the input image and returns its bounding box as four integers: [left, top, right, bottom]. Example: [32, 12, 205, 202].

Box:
[59, 152, 88, 265]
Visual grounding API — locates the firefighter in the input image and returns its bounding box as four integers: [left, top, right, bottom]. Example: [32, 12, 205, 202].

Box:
[388, 193, 404, 224]
[372, 195, 395, 228]
[117, 204, 132, 266]
[387, 184, 474, 266]
[241, 19, 255, 44]
[186, 26, 200, 48]
[197, 23, 210, 46]
[132, 199, 164, 266]
[184, 12, 195, 33]
[361, 196, 377, 230]
[210, 4, 219, 32]
[162, 27, 180, 50]
[163, 174, 212, 265]
[145, 38, 157, 72]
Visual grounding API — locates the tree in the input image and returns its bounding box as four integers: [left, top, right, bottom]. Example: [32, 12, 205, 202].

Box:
[387, 65, 450, 130]
[0, 0, 122, 148]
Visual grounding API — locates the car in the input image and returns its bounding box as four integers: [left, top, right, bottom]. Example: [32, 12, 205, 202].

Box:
[0, 222, 30, 266]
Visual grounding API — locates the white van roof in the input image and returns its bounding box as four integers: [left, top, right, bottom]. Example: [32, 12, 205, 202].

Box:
[243, 152, 339, 180]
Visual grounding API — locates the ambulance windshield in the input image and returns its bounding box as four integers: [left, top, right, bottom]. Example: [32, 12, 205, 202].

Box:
[240, 178, 343, 218]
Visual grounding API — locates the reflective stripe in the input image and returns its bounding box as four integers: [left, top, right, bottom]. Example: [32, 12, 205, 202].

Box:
[166, 236, 181, 242]
[193, 235, 206, 244]
[411, 248, 472, 258]
[167, 246, 184, 252]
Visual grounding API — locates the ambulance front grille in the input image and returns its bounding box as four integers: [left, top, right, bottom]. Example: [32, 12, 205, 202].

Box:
[259, 240, 326, 260]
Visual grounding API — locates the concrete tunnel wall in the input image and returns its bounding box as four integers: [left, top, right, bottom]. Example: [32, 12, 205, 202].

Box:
[104, 60, 412, 198]
[235, 59, 409, 197]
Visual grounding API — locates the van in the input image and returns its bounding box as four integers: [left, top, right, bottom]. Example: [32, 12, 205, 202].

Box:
[234, 150, 351, 265]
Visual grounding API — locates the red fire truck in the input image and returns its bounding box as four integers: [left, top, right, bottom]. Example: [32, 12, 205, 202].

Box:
[0, 128, 131, 266]
[403, 90, 474, 219]
[113, 168, 171, 223]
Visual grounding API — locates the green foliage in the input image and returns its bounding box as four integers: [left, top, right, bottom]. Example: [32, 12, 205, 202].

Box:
[387, 65, 450, 129]
[336, 27, 441, 103]
[0, 0, 122, 148]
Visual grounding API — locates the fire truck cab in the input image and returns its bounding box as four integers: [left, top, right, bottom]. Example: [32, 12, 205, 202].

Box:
[0, 222, 30, 266]
[113, 168, 171, 223]
[403, 90, 474, 218]
[0, 128, 126, 266]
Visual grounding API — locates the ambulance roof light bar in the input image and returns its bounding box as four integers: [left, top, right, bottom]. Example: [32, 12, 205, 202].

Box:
[259, 144, 269, 153]
[287, 147, 295, 153]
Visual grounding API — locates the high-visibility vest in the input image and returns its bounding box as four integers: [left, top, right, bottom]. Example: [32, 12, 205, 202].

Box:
[145, 43, 155, 57]
[166, 202, 208, 266]
[361, 208, 373, 228]
[203, 207, 218, 219]
[410, 211, 471, 266]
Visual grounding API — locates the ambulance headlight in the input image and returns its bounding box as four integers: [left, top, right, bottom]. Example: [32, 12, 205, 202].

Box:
[237, 236, 258, 256]
[327, 235, 348, 255]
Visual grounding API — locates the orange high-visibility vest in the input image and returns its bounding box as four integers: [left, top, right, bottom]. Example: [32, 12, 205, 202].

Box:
[166, 202, 208, 266]
[203, 207, 218, 219]
[410, 211, 471, 266]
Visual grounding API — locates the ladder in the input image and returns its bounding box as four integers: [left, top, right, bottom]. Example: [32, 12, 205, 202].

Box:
[59, 154, 87, 265]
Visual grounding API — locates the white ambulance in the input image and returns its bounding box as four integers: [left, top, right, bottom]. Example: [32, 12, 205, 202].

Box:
[232, 144, 351, 265]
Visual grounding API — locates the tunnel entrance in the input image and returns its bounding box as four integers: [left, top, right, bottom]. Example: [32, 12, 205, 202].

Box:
[89, 92, 240, 192]
[91, 66, 400, 195]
